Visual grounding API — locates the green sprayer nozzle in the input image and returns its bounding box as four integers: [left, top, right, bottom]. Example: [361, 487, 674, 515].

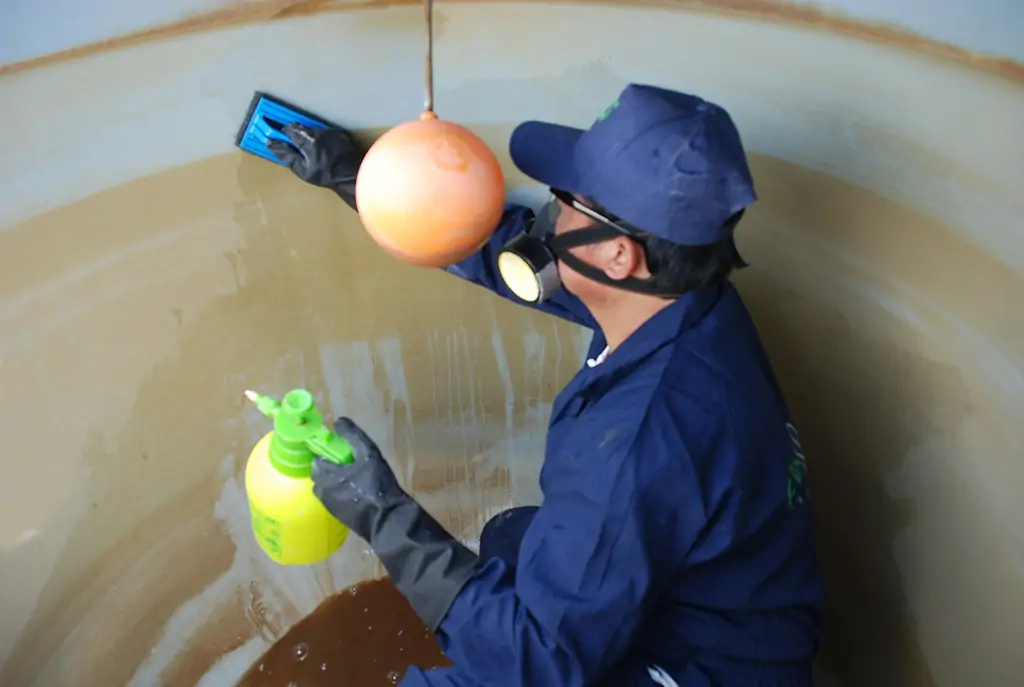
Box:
[245, 389, 354, 477]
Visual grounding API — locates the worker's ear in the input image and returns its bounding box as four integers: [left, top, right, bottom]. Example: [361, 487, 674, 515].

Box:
[600, 236, 647, 281]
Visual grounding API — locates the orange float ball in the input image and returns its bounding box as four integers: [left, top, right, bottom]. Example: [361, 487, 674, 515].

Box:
[354, 111, 506, 267]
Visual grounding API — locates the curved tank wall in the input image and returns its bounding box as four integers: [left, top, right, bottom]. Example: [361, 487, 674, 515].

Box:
[1, 2, 1022, 685]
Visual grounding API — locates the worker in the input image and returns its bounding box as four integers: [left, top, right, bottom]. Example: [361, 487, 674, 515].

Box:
[266, 82, 824, 686]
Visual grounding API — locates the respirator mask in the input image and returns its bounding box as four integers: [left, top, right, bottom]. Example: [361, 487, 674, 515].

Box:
[496, 188, 668, 303]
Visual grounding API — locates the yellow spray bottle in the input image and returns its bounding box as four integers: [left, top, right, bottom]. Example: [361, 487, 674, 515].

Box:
[243, 388, 354, 565]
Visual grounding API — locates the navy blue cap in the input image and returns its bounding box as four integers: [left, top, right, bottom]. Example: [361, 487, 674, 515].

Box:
[509, 83, 756, 246]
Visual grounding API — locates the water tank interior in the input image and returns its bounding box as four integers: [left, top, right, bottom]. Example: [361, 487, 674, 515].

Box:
[1, 2, 1021, 685]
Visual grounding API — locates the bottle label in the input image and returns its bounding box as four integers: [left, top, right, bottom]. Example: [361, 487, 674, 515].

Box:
[247, 497, 349, 564]
[248, 498, 284, 560]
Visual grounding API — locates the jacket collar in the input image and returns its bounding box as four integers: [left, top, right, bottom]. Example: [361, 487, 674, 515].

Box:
[567, 282, 725, 401]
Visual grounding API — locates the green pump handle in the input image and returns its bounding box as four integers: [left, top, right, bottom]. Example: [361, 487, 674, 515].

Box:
[245, 388, 354, 478]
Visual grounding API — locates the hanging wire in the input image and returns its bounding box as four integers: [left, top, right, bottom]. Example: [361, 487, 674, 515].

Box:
[424, 0, 435, 114]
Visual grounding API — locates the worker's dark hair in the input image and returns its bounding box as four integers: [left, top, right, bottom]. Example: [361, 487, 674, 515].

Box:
[585, 198, 750, 296]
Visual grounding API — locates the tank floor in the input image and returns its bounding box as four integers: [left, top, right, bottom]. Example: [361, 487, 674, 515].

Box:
[235, 578, 450, 686]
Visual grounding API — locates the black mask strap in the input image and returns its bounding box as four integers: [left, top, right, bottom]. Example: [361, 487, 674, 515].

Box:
[547, 226, 683, 297]
[547, 225, 621, 248]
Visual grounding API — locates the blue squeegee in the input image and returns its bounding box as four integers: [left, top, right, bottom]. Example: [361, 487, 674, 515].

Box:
[234, 91, 339, 166]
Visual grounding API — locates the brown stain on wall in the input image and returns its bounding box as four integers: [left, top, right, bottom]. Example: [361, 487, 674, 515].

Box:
[1, 0, 1022, 82]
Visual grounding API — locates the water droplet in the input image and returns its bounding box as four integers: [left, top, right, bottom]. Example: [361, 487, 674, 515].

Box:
[387, 670, 401, 684]
[367, 625, 373, 631]
[257, 663, 264, 672]
[321, 662, 328, 672]
[293, 642, 310, 661]
[287, 682, 298, 687]
[397, 629, 404, 637]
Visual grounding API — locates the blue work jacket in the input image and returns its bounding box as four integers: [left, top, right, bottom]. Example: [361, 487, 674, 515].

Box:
[401, 205, 823, 686]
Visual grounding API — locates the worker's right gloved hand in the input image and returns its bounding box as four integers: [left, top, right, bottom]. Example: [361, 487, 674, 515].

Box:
[312, 417, 479, 631]
[311, 417, 407, 543]
[266, 123, 366, 211]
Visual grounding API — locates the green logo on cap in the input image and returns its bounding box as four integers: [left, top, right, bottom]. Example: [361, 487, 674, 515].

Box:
[593, 99, 620, 127]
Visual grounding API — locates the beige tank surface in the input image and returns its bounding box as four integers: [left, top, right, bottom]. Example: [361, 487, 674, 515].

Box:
[1, 2, 1021, 685]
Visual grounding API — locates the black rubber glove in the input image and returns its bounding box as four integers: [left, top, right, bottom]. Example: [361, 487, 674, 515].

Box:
[312, 417, 479, 631]
[265, 123, 367, 210]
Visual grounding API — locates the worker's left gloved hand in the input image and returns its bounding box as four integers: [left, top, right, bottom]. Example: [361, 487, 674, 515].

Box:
[266, 123, 366, 211]
[312, 417, 479, 631]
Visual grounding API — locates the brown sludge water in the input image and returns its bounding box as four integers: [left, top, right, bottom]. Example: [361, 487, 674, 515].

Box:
[235, 579, 450, 686]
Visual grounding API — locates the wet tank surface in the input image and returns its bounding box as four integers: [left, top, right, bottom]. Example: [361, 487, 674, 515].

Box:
[234, 579, 450, 686]
[1, 2, 1022, 686]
